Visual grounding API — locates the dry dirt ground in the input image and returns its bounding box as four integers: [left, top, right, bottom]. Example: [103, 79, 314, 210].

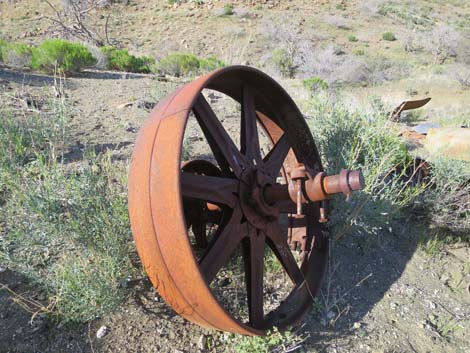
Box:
[0, 66, 469, 353]
[2, 0, 469, 121]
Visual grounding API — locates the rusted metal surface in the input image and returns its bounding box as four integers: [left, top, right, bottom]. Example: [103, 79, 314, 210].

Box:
[390, 97, 432, 121]
[128, 66, 364, 335]
[182, 160, 223, 248]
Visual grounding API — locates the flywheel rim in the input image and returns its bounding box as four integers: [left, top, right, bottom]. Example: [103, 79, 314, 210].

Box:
[128, 66, 329, 335]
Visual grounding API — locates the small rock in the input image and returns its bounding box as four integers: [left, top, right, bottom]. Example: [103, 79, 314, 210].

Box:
[353, 322, 361, 329]
[0, 266, 6, 273]
[333, 47, 345, 55]
[96, 325, 109, 339]
[390, 302, 398, 310]
[207, 92, 221, 102]
[440, 274, 450, 285]
[126, 126, 137, 133]
[197, 335, 207, 350]
[30, 314, 47, 333]
[117, 102, 133, 109]
[422, 320, 432, 330]
[137, 100, 156, 111]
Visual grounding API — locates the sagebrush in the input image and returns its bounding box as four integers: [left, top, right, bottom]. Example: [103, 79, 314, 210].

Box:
[100, 46, 155, 73]
[31, 39, 97, 74]
[307, 93, 427, 239]
[0, 94, 136, 322]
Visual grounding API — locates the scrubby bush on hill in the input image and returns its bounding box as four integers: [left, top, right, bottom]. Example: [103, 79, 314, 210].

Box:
[199, 56, 225, 72]
[0, 42, 33, 68]
[427, 158, 470, 236]
[302, 47, 369, 86]
[307, 93, 427, 239]
[0, 39, 5, 58]
[307, 93, 469, 245]
[158, 53, 200, 76]
[348, 35, 359, 42]
[223, 4, 234, 16]
[382, 31, 397, 41]
[100, 46, 155, 73]
[427, 25, 460, 64]
[302, 77, 328, 93]
[270, 48, 297, 78]
[158, 53, 225, 76]
[0, 96, 135, 322]
[2, 39, 225, 77]
[31, 39, 97, 74]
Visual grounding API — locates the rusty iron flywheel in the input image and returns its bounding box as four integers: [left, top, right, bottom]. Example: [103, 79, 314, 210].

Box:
[128, 66, 364, 335]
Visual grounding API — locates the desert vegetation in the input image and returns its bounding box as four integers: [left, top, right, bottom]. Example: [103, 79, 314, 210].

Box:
[0, 38, 225, 76]
[0, 90, 135, 322]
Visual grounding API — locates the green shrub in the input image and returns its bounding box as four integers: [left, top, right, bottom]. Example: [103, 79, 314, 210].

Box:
[199, 56, 225, 72]
[0, 42, 33, 68]
[234, 328, 303, 353]
[0, 39, 7, 61]
[1, 154, 134, 322]
[354, 49, 365, 56]
[348, 35, 358, 42]
[0, 97, 135, 322]
[100, 46, 155, 73]
[31, 39, 97, 74]
[427, 158, 470, 235]
[302, 77, 328, 93]
[223, 4, 234, 16]
[270, 48, 296, 78]
[382, 31, 397, 41]
[158, 53, 200, 76]
[307, 93, 427, 240]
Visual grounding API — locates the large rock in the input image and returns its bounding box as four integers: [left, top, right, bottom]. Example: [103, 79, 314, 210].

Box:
[425, 128, 470, 161]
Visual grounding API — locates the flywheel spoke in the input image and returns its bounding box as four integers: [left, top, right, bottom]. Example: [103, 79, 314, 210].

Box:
[181, 172, 238, 208]
[193, 94, 246, 177]
[242, 228, 265, 328]
[265, 222, 304, 285]
[263, 133, 290, 177]
[241, 85, 262, 164]
[199, 208, 245, 284]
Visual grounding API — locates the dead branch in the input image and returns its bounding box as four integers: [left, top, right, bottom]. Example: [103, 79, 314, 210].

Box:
[42, 0, 109, 46]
